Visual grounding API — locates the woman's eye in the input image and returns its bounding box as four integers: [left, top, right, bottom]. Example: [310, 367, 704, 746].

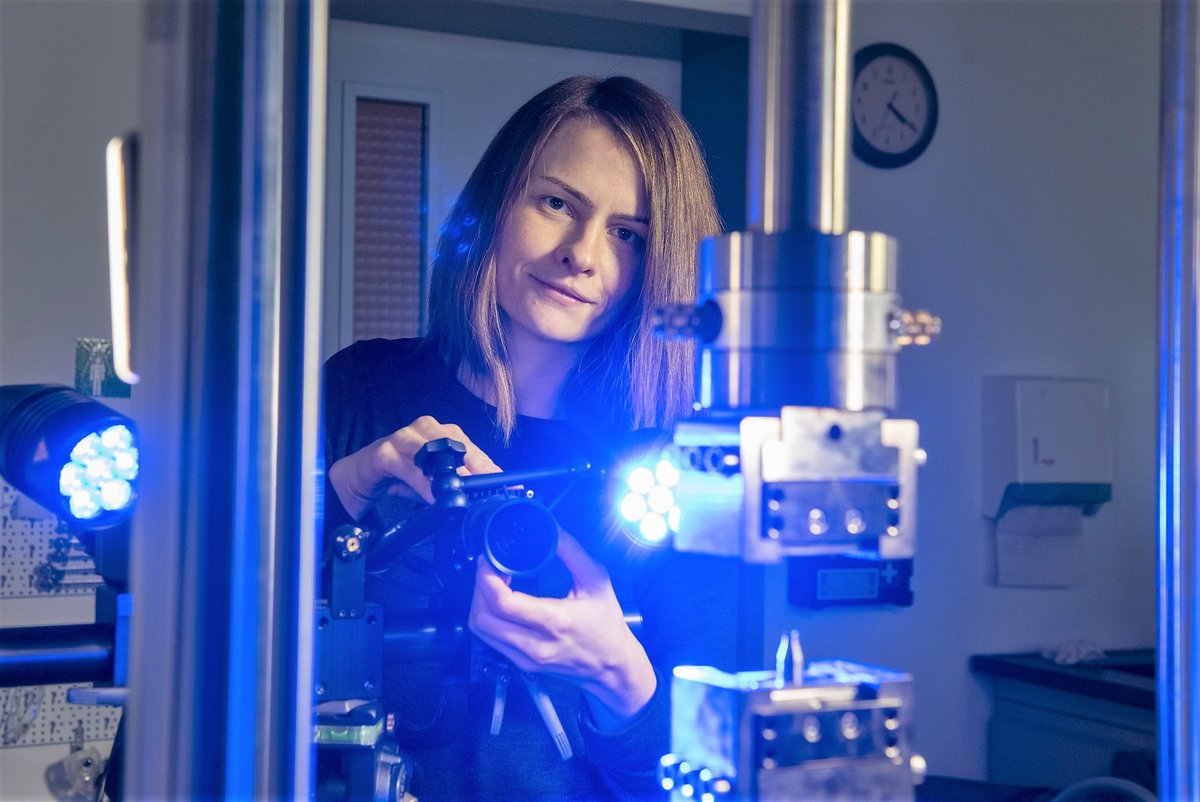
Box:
[544, 195, 567, 211]
[615, 227, 643, 246]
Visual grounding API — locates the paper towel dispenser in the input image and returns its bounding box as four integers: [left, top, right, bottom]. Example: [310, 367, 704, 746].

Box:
[982, 376, 1113, 521]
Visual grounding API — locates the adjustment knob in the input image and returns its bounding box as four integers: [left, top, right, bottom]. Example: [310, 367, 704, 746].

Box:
[414, 437, 467, 475]
[332, 524, 367, 561]
[415, 438, 468, 509]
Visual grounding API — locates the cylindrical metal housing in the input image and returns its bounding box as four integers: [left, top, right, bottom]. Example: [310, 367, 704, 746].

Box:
[747, 0, 851, 235]
[695, 230, 901, 412]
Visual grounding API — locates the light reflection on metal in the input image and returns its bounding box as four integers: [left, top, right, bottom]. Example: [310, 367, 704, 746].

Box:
[822, 0, 851, 234]
[748, 0, 851, 235]
[105, 135, 139, 385]
[1157, 0, 1200, 798]
[845, 233, 867, 410]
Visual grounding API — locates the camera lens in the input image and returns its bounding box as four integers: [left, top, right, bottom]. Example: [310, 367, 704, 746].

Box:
[464, 495, 558, 577]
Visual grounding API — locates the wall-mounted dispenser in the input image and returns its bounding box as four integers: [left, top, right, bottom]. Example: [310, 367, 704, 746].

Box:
[982, 377, 1113, 587]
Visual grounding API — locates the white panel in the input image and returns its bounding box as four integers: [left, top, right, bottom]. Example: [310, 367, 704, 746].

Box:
[982, 376, 1114, 516]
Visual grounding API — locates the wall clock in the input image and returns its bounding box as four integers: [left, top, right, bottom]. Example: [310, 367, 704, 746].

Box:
[852, 42, 938, 169]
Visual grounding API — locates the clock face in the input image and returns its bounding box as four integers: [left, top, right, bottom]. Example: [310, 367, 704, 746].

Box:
[852, 43, 938, 169]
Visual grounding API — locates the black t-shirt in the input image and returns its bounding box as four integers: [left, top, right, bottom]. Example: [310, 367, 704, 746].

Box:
[321, 337, 738, 802]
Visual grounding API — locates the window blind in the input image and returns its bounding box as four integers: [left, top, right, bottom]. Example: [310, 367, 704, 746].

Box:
[352, 99, 426, 341]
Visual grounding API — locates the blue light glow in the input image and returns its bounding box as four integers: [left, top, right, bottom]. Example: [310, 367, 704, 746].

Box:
[620, 492, 648, 522]
[654, 460, 680, 487]
[626, 466, 655, 495]
[647, 485, 675, 515]
[85, 456, 115, 481]
[113, 449, 138, 480]
[668, 506, 681, 533]
[70, 433, 102, 464]
[69, 488, 102, 519]
[59, 463, 85, 496]
[617, 456, 681, 546]
[99, 479, 132, 511]
[100, 424, 133, 451]
[57, 424, 139, 520]
[639, 513, 669, 544]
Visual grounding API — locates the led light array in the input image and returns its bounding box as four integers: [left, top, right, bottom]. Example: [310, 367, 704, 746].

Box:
[58, 424, 138, 520]
[618, 458, 681, 546]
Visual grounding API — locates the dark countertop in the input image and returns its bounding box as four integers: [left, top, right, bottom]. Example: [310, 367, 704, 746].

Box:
[969, 648, 1155, 711]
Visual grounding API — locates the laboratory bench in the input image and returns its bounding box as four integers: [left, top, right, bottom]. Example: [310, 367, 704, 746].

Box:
[969, 648, 1155, 793]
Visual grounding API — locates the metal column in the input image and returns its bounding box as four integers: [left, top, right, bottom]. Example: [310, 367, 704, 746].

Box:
[747, 0, 850, 236]
[124, 1, 325, 798]
[1158, 1, 1200, 798]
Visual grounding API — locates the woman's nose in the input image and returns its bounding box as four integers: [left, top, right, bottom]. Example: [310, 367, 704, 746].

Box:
[554, 221, 603, 274]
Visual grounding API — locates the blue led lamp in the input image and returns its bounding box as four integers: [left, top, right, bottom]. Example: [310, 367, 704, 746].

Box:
[616, 455, 681, 548]
[0, 384, 139, 529]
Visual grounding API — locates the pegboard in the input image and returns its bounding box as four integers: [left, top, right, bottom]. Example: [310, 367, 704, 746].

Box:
[0, 479, 102, 599]
[0, 684, 120, 749]
[0, 479, 114, 755]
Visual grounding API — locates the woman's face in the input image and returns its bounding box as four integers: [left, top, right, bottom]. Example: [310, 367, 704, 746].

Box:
[493, 117, 648, 351]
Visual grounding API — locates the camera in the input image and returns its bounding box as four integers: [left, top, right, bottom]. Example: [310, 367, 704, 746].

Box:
[341, 437, 590, 586]
[416, 437, 561, 578]
[314, 439, 596, 796]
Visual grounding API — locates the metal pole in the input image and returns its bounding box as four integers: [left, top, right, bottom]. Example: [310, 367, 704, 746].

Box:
[0, 625, 113, 687]
[265, 0, 326, 796]
[1158, 0, 1200, 798]
[125, 1, 322, 797]
[746, 0, 850, 235]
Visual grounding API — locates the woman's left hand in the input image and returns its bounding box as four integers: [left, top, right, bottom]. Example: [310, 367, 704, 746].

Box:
[468, 530, 657, 725]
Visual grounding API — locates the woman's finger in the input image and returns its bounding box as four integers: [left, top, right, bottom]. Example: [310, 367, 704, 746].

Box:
[380, 417, 504, 502]
[553, 529, 609, 593]
[405, 418, 502, 478]
[472, 560, 559, 633]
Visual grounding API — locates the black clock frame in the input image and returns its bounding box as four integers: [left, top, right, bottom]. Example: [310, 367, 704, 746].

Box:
[852, 42, 939, 169]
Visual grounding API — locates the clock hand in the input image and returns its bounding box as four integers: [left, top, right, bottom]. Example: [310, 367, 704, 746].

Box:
[887, 101, 919, 133]
[876, 90, 901, 129]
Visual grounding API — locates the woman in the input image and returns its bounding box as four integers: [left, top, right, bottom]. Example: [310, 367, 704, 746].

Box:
[324, 75, 727, 801]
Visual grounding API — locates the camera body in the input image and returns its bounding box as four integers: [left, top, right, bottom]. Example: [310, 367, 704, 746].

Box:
[316, 438, 571, 707]
[418, 436, 560, 578]
[313, 439, 594, 796]
[370, 436, 563, 580]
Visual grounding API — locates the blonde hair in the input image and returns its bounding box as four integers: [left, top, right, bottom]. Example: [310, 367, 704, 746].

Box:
[426, 76, 721, 438]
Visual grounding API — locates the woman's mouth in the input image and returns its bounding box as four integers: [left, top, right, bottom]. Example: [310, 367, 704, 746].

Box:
[532, 276, 593, 305]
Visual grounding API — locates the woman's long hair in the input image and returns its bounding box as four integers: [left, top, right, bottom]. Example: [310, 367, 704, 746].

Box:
[426, 75, 722, 438]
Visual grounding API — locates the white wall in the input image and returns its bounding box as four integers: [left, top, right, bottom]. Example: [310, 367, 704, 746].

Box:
[0, 1, 141, 799]
[763, 0, 1161, 781]
[0, 0, 140, 387]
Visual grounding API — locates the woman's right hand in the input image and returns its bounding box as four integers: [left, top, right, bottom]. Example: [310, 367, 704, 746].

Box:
[328, 416, 501, 520]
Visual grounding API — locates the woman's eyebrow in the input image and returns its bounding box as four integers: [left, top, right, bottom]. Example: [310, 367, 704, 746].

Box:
[539, 175, 649, 225]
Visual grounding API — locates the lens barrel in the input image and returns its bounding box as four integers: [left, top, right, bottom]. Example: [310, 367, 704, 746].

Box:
[463, 495, 558, 577]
